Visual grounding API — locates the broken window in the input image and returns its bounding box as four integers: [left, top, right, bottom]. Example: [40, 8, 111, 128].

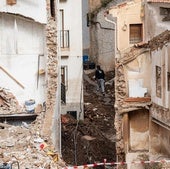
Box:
[156, 66, 162, 98]
[129, 24, 143, 44]
[167, 72, 170, 91]
[160, 7, 170, 21]
[6, 0, 16, 5]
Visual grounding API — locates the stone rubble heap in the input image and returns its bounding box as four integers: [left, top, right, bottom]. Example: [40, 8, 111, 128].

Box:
[0, 112, 66, 169]
[0, 88, 22, 114]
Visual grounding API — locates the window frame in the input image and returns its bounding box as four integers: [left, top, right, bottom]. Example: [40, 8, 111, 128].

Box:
[129, 24, 143, 44]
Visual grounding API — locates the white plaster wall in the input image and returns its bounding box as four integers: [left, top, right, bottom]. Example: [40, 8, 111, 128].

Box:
[126, 53, 152, 97]
[0, 14, 46, 107]
[59, 1, 83, 115]
[0, 0, 47, 24]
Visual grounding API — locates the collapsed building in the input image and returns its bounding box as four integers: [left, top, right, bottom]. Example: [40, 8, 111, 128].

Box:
[0, 0, 83, 154]
[88, 0, 170, 168]
[112, 1, 170, 168]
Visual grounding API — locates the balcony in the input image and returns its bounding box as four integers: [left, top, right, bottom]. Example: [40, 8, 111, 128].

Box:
[60, 30, 69, 48]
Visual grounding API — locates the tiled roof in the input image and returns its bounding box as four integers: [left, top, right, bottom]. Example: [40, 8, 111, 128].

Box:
[147, 0, 170, 3]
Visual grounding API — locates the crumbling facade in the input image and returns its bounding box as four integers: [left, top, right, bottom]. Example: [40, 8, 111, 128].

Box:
[107, 0, 170, 168]
[144, 0, 170, 163]
[0, 0, 60, 151]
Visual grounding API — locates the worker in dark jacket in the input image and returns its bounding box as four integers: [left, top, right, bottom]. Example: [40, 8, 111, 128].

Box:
[95, 65, 105, 95]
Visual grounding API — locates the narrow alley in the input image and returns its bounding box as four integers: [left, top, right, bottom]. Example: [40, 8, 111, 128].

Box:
[61, 69, 116, 165]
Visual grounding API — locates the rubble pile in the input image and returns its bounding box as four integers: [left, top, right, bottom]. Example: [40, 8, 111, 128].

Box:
[0, 88, 22, 114]
[62, 70, 116, 166]
[0, 113, 65, 169]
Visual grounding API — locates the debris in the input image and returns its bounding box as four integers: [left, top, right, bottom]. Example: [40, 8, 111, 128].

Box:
[0, 88, 22, 114]
[61, 70, 116, 165]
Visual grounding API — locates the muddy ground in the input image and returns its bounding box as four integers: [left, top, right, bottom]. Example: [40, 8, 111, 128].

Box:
[61, 69, 116, 166]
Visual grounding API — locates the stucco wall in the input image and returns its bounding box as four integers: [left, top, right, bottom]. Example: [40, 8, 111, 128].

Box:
[0, 0, 47, 24]
[129, 110, 149, 151]
[144, 1, 170, 162]
[109, 0, 143, 52]
[90, 11, 115, 71]
[0, 13, 45, 106]
[150, 120, 170, 157]
[59, 0, 83, 117]
[144, 2, 170, 41]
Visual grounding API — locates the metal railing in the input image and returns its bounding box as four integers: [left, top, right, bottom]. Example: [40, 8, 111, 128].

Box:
[60, 30, 69, 48]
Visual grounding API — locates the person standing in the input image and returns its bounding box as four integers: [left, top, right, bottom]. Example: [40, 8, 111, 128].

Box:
[95, 65, 105, 95]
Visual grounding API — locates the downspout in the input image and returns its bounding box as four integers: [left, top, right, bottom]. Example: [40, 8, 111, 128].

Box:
[104, 11, 118, 59]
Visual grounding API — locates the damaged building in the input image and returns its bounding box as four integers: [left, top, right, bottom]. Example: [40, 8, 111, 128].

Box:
[88, 0, 170, 168]
[0, 0, 83, 154]
[109, 0, 170, 168]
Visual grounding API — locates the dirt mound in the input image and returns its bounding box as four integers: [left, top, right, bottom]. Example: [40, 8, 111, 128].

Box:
[61, 70, 116, 166]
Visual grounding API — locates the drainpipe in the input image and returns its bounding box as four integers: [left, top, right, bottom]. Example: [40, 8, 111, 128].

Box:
[104, 11, 118, 59]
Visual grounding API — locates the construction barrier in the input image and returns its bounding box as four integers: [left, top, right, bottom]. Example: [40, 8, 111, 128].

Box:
[62, 159, 170, 169]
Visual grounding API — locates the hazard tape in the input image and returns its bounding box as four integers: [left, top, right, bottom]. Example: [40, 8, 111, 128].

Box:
[62, 159, 170, 169]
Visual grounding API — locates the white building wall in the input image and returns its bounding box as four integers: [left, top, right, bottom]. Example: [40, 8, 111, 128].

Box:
[0, 0, 47, 24]
[0, 1, 46, 108]
[59, 0, 83, 119]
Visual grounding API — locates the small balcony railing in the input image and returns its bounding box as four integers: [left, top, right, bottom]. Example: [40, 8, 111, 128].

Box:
[61, 83, 66, 104]
[60, 30, 69, 48]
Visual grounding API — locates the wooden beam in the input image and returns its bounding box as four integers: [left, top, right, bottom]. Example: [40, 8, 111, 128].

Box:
[0, 66, 25, 89]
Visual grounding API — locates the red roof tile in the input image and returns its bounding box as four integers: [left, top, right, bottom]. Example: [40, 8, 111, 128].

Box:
[147, 0, 170, 3]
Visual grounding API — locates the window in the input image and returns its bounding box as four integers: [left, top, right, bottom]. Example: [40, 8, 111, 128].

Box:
[129, 24, 143, 44]
[160, 7, 170, 21]
[61, 66, 68, 87]
[59, 9, 70, 48]
[6, 0, 16, 5]
[61, 66, 68, 103]
[167, 72, 170, 91]
[50, 0, 55, 19]
[156, 66, 161, 98]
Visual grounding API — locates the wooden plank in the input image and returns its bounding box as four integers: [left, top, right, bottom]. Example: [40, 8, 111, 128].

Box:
[0, 66, 25, 89]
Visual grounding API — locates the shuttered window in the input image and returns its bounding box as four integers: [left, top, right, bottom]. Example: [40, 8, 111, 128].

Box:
[129, 24, 143, 44]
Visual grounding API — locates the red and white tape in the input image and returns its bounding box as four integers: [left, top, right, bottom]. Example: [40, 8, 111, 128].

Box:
[62, 159, 170, 169]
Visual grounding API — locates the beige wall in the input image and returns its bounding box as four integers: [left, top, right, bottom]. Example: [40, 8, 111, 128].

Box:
[150, 120, 170, 157]
[129, 110, 149, 151]
[109, 0, 143, 53]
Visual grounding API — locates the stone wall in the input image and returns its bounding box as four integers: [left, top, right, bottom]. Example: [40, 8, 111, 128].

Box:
[42, 0, 58, 139]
